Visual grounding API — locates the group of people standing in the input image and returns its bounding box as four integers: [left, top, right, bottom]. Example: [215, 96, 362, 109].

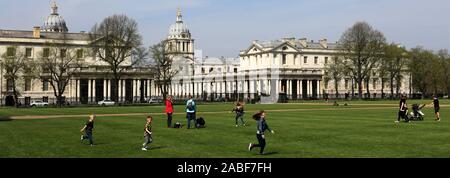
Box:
[396, 95, 442, 123]
[79, 95, 275, 155]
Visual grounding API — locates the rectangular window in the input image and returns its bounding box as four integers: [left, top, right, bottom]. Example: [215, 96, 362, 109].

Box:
[373, 79, 377, 89]
[77, 49, 84, 59]
[43, 79, 49, 91]
[6, 79, 13, 91]
[43, 96, 49, 103]
[6, 47, 16, 57]
[282, 54, 287, 65]
[304, 56, 308, 64]
[43, 48, 50, 58]
[314, 56, 318, 64]
[60, 49, 67, 58]
[25, 78, 32, 91]
[345, 79, 349, 90]
[325, 57, 329, 64]
[26, 48, 33, 58]
[234, 68, 238, 73]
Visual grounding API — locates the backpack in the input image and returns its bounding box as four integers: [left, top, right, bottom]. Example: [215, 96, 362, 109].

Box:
[197, 117, 206, 128]
[187, 100, 195, 111]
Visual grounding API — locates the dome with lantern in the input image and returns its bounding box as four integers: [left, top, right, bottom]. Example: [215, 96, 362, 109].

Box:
[168, 8, 191, 39]
[42, 1, 68, 32]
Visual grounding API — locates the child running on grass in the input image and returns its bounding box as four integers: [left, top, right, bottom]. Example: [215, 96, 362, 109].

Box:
[232, 102, 246, 127]
[142, 116, 153, 151]
[80, 114, 95, 146]
[248, 110, 275, 155]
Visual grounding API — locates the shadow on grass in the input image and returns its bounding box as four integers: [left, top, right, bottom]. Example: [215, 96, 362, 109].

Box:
[262, 152, 279, 156]
[0, 116, 12, 122]
[149, 146, 166, 150]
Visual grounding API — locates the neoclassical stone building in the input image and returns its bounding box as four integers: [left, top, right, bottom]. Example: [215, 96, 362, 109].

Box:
[0, 3, 412, 105]
[0, 2, 155, 106]
[239, 38, 412, 102]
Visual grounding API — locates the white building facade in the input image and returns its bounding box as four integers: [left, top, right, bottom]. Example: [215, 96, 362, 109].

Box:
[0, 4, 412, 106]
[0, 2, 156, 106]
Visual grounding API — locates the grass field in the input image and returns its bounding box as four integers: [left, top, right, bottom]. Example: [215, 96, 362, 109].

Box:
[1, 100, 449, 158]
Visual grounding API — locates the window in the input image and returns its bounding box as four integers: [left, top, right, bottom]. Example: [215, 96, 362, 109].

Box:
[373, 79, 377, 89]
[304, 56, 308, 64]
[25, 78, 31, 91]
[26, 48, 33, 58]
[314, 56, 318, 64]
[77, 49, 84, 59]
[6, 79, 13, 91]
[60, 49, 67, 58]
[6, 47, 15, 57]
[201, 68, 205, 74]
[282, 54, 287, 65]
[43, 97, 49, 103]
[43, 79, 49, 91]
[345, 79, 349, 90]
[43, 48, 50, 58]
[325, 57, 328, 64]
[234, 68, 238, 73]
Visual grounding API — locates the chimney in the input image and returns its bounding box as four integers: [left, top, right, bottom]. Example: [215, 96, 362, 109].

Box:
[33, 26, 41, 38]
[319, 39, 328, 48]
[299, 38, 308, 47]
[282, 37, 295, 43]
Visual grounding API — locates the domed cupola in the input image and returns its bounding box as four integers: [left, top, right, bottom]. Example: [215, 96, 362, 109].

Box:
[42, 1, 68, 32]
[168, 8, 191, 39]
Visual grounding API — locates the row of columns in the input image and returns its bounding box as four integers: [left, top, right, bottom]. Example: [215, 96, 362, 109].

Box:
[167, 79, 321, 99]
[70, 78, 162, 103]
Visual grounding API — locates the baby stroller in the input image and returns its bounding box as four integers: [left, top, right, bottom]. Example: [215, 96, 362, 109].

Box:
[408, 104, 425, 121]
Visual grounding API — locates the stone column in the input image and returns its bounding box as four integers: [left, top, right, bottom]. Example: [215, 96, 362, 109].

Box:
[103, 80, 107, 100]
[92, 79, 96, 102]
[87, 79, 92, 103]
[76, 80, 80, 103]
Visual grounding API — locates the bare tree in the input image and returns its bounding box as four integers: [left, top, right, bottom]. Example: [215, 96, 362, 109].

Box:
[149, 42, 180, 101]
[38, 35, 83, 107]
[1, 46, 36, 107]
[339, 22, 386, 99]
[324, 56, 345, 98]
[90, 14, 144, 102]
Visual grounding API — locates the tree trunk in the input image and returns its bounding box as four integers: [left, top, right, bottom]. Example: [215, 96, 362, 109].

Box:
[365, 79, 371, 99]
[358, 79, 363, 100]
[12, 79, 19, 108]
[381, 79, 385, 99]
[390, 75, 395, 100]
[334, 80, 339, 99]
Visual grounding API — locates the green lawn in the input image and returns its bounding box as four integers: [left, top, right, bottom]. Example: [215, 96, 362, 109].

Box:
[0, 101, 449, 158]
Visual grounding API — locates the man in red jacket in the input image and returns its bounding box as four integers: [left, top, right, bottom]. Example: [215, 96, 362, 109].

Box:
[165, 95, 174, 128]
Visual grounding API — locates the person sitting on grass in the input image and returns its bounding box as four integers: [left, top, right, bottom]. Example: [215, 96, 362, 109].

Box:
[80, 114, 95, 146]
[142, 116, 153, 151]
[232, 102, 246, 127]
[248, 110, 275, 155]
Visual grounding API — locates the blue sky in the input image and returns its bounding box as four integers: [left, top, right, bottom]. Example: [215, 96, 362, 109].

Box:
[0, 0, 449, 57]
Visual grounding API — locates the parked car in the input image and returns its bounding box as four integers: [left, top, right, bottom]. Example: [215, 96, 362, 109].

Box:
[98, 100, 115, 106]
[30, 101, 49, 107]
[147, 98, 162, 104]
